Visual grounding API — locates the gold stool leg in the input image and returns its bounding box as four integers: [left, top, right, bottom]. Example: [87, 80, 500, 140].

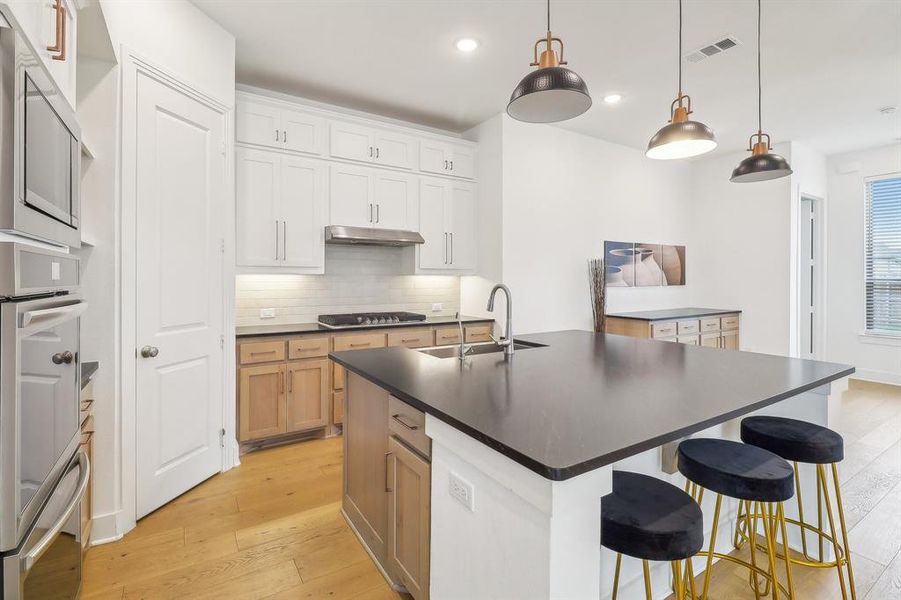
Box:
[817, 471, 825, 562]
[686, 558, 698, 600]
[700, 494, 723, 600]
[734, 496, 747, 549]
[745, 500, 764, 600]
[642, 559, 653, 600]
[761, 502, 781, 600]
[818, 464, 848, 600]
[776, 502, 796, 599]
[672, 560, 685, 600]
[793, 461, 811, 561]
[832, 463, 857, 599]
[611, 552, 622, 600]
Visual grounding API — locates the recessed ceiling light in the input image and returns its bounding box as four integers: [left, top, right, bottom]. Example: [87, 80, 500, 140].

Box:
[603, 93, 623, 105]
[455, 38, 479, 53]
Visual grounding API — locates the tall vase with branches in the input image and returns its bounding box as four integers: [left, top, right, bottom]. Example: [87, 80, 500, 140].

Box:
[588, 258, 607, 333]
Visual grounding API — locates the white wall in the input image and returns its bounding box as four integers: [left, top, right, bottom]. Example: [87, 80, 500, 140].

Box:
[463, 115, 694, 335]
[689, 144, 794, 355]
[100, 0, 235, 105]
[826, 144, 901, 383]
[76, 56, 120, 543]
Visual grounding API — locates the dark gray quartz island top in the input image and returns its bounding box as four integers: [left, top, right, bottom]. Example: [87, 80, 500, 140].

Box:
[330, 330, 854, 481]
[236, 315, 493, 338]
[606, 307, 742, 321]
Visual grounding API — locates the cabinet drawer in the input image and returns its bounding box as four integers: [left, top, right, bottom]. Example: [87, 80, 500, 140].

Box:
[239, 340, 286, 364]
[433, 327, 462, 346]
[678, 335, 700, 345]
[388, 395, 430, 458]
[333, 332, 387, 352]
[388, 328, 432, 348]
[721, 315, 740, 331]
[700, 318, 721, 333]
[288, 335, 329, 359]
[333, 390, 345, 425]
[651, 322, 678, 339]
[677, 320, 700, 335]
[464, 324, 492, 343]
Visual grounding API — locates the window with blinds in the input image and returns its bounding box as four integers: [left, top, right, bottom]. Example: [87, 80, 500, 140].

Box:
[865, 175, 901, 334]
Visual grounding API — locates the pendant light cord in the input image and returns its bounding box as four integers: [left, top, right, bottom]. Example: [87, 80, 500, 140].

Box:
[547, 0, 551, 32]
[678, 0, 683, 96]
[757, 0, 763, 133]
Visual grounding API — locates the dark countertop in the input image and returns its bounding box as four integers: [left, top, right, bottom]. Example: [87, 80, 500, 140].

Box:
[606, 307, 742, 321]
[81, 361, 98, 390]
[236, 315, 494, 338]
[331, 330, 853, 481]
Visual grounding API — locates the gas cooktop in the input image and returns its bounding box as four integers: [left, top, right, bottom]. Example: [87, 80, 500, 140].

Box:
[317, 311, 427, 329]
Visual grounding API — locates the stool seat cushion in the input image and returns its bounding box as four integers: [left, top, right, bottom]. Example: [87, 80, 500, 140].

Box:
[741, 416, 844, 464]
[601, 471, 703, 561]
[678, 438, 794, 502]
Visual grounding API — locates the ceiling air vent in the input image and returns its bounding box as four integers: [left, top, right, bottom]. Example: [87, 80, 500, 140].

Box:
[684, 35, 741, 63]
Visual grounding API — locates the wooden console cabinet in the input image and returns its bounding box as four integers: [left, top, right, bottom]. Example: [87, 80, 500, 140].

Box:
[605, 309, 741, 350]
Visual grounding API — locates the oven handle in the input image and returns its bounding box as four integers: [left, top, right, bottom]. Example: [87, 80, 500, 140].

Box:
[20, 302, 87, 332]
[22, 451, 90, 573]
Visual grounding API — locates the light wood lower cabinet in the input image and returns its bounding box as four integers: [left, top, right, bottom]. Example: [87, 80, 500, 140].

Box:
[287, 359, 329, 432]
[344, 373, 390, 563]
[239, 364, 287, 441]
[721, 330, 739, 350]
[606, 313, 741, 351]
[387, 435, 431, 600]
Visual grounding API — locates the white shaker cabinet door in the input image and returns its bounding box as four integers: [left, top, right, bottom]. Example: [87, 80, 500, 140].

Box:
[372, 171, 414, 230]
[329, 164, 374, 227]
[419, 140, 449, 176]
[371, 130, 416, 170]
[279, 156, 325, 268]
[417, 178, 448, 269]
[281, 108, 324, 155]
[330, 121, 374, 163]
[447, 145, 476, 179]
[448, 181, 476, 270]
[236, 147, 280, 267]
[237, 100, 282, 148]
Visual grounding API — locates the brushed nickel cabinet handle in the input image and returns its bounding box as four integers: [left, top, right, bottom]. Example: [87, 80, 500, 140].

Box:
[385, 452, 393, 492]
[250, 350, 276, 356]
[450, 232, 454, 264]
[375, 147, 380, 159]
[282, 221, 287, 260]
[279, 368, 285, 393]
[369, 146, 373, 158]
[349, 342, 371, 348]
[375, 204, 380, 223]
[282, 130, 287, 143]
[449, 160, 454, 171]
[444, 160, 448, 170]
[275, 129, 279, 141]
[444, 232, 449, 264]
[392, 414, 420, 431]
[275, 220, 279, 260]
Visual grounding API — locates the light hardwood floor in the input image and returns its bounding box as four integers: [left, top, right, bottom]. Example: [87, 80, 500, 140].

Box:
[84, 379, 900, 599]
[81, 436, 405, 600]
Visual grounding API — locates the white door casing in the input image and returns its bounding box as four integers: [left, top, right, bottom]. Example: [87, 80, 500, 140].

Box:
[134, 70, 225, 519]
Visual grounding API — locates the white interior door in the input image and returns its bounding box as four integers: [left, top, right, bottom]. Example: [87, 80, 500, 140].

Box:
[799, 197, 815, 359]
[135, 73, 225, 518]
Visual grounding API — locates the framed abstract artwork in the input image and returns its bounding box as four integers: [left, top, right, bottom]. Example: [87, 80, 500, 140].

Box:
[604, 241, 685, 287]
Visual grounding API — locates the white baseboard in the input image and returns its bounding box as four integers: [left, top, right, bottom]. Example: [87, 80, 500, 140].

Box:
[89, 510, 124, 546]
[852, 369, 901, 386]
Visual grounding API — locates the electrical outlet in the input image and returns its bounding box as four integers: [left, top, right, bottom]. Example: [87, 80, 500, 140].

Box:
[449, 471, 474, 512]
[432, 303, 443, 313]
[260, 308, 275, 319]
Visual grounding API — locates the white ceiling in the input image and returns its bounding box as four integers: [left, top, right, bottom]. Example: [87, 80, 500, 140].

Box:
[192, 0, 901, 157]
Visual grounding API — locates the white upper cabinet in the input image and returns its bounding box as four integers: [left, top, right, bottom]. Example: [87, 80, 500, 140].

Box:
[4, 0, 78, 108]
[237, 98, 324, 155]
[420, 140, 476, 179]
[237, 147, 325, 271]
[330, 121, 416, 170]
[417, 177, 476, 272]
[330, 164, 416, 230]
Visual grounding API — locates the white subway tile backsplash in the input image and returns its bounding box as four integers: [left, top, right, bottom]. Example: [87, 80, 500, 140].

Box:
[236, 246, 460, 326]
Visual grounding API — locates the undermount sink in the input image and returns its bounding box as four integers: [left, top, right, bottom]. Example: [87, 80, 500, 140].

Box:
[417, 340, 546, 359]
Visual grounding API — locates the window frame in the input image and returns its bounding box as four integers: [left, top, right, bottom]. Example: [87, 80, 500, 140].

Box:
[863, 172, 901, 338]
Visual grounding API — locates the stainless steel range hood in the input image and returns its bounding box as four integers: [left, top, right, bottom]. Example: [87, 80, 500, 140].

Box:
[325, 225, 425, 247]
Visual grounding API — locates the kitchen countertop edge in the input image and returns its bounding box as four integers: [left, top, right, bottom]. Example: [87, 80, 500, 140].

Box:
[237, 316, 494, 338]
[606, 307, 743, 321]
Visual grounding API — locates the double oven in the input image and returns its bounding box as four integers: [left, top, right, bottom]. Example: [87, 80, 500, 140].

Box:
[0, 9, 88, 600]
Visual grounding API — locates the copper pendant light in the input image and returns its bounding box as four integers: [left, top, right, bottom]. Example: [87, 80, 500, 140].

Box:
[506, 0, 591, 123]
[646, 0, 717, 160]
[731, 0, 792, 183]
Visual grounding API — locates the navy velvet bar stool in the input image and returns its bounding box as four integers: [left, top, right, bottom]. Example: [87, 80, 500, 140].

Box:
[739, 415, 856, 599]
[678, 438, 797, 599]
[601, 471, 703, 600]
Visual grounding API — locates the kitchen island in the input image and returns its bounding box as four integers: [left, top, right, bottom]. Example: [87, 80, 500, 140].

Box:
[331, 330, 854, 600]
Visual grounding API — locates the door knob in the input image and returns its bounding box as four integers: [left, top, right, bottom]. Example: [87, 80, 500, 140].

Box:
[51, 351, 73, 365]
[140, 346, 159, 358]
